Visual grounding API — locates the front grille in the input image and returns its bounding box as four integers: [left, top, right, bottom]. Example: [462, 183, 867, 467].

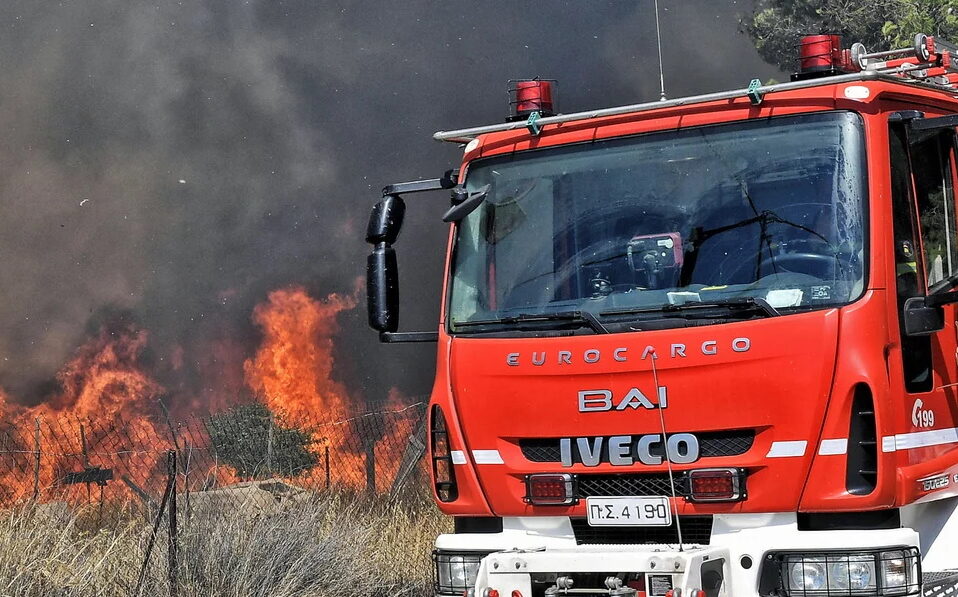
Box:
[577, 472, 690, 498]
[571, 516, 712, 545]
[520, 429, 754, 463]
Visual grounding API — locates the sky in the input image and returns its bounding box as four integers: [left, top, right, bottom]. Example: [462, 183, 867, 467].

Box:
[0, 0, 784, 409]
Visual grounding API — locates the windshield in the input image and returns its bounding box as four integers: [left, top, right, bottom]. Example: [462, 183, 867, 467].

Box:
[448, 111, 867, 332]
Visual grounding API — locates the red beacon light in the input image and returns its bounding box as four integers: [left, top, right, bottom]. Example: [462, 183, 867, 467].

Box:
[793, 34, 854, 80]
[508, 79, 557, 122]
[800, 34, 842, 72]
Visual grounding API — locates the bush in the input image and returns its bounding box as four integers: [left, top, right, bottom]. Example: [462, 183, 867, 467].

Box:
[207, 403, 317, 480]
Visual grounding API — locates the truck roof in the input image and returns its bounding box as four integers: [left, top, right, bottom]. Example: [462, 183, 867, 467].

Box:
[433, 71, 958, 147]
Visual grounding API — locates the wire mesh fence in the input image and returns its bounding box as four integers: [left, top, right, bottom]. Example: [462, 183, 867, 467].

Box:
[0, 399, 440, 582]
[0, 400, 428, 506]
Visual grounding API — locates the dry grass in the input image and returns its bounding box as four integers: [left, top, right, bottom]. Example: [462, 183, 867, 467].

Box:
[0, 490, 449, 597]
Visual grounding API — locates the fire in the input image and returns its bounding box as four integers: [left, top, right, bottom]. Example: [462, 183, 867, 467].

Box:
[3, 323, 165, 503]
[31, 324, 163, 421]
[0, 285, 418, 505]
[244, 286, 415, 491]
[244, 286, 357, 422]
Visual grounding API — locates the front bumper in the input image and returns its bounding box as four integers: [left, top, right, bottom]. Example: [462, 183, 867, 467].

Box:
[435, 513, 921, 597]
[478, 544, 727, 597]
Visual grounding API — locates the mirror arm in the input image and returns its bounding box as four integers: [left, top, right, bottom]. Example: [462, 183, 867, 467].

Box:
[925, 290, 958, 307]
[381, 169, 458, 197]
[379, 331, 440, 343]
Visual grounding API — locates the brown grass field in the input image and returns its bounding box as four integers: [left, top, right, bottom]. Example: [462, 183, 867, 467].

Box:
[0, 490, 448, 597]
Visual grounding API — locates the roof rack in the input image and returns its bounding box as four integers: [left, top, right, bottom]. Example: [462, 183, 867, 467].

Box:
[433, 33, 958, 145]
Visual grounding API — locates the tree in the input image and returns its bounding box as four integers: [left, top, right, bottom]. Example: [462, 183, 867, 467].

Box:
[744, 0, 958, 73]
[207, 402, 317, 480]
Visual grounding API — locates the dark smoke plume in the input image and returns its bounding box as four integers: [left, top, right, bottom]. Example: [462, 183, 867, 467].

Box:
[0, 1, 781, 407]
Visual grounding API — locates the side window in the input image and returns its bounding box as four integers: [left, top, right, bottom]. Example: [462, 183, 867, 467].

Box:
[912, 130, 958, 287]
[889, 124, 933, 392]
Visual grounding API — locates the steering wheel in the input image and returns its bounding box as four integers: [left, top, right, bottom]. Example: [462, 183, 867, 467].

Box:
[724, 235, 840, 281]
[758, 252, 837, 278]
[532, 240, 632, 304]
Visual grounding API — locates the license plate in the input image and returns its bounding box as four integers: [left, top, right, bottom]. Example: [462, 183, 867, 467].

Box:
[586, 496, 672, 527]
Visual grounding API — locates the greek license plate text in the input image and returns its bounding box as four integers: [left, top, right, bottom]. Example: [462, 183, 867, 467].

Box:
[586, 496, 672, 527]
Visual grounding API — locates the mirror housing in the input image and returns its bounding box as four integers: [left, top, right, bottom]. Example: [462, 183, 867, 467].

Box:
[903, 296, 945, 336]
[365, 173, 456, 343]
[367, 245, 399, 333]
[442, 184, 490, 223]
[366, 195, 406, 245]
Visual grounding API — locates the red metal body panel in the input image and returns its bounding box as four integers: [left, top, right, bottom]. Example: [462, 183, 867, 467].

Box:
[450, 310, 839, 516]
[430, 78, 958, 518]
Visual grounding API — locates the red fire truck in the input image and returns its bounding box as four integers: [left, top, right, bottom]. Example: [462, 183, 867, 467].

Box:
[366, 34, 958, 597]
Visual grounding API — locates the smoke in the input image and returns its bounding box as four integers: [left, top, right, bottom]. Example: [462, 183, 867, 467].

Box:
[0, 0, 781, 409]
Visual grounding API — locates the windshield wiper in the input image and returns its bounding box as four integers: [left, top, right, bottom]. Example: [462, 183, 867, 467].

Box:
[600, 296, 780, 319]
[454, 311, 610, 334]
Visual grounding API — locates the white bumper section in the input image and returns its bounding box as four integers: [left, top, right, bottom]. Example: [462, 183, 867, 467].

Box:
[478, 545, 727, 597]
[436, 513, 921, 597]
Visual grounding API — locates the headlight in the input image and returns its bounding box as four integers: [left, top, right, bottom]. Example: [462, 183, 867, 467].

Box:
[829, 556, 874, 591]
[788, 556, 828, 592]
[434, 550, 487, 596]
[760, 548, 920, 597]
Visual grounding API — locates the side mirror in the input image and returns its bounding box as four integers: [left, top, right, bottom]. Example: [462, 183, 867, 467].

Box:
[903, 296, 944, 336]
[442, 184, 490, 223]
[366, 195, 406, 245]
[366, 195, 404, 333]
[365, 176, 451, 343]
[367, 244, 398, 333]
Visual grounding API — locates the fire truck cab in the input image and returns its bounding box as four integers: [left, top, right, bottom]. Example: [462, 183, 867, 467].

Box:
[366, 34, 958, 597]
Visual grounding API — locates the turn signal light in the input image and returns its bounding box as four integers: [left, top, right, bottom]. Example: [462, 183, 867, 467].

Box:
[688, 468, 745, 502]
[525, 473, 575, 505]
[430, 405, 459, 502]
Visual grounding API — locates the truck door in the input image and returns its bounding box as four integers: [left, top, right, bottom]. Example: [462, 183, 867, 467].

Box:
[889, 115, 958, 463]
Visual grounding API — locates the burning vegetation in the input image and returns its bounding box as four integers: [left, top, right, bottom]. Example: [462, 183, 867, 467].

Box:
[0, 286, 418, 505]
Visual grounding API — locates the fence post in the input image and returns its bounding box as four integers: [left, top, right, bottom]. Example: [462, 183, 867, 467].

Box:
[324, 444, 330, 490]
[32, 418, 40, 502]
[134, 449, 177, 597]
[183, 442, 192, 520]
[364, 417, 376, 494]
[266, 412, 273, 478]
[167, 450, 178, 597]
[79, 423, 91, 503]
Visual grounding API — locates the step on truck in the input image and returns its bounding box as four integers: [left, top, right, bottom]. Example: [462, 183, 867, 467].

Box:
[365, 33, 958, 597]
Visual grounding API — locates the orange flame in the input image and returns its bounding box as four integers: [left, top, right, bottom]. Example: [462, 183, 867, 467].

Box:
[244, 286, 357, 422]
[243, 286, 415, 490]
[0, 285, 417, 504]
